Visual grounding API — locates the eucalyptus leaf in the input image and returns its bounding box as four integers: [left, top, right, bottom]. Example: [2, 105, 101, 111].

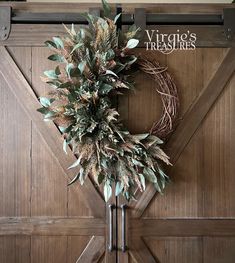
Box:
[70, 43, 83, 54]
[52, 36, 64, 49]
[63, 139, 68, 154]
[104, 180, 112, 202]
[44, 70, 58, 79]
[48, 54, 65, 62]
[126, 39, 139, 49]
[115, 181, 123, 196]
[78, 61, 86, 74]
[102, 0, 111, 18]
[39, 97, 51, 107]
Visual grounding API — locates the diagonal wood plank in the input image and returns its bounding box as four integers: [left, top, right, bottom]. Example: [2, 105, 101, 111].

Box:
[130, 237, 159, 263]
[0, 46, 105, 218]
[76, 236, 105, 263]
[131, 48, 235, 218]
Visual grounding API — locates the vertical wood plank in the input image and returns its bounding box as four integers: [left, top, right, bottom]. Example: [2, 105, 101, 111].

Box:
[0, 47, 32, 263]
[203, 237, 235, 263]
[31, 236, 67, 263]
[144, 237, 202, 263]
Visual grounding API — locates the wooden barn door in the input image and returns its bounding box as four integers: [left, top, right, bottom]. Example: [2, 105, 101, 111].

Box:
[0, 45, 116, 262]
[117, 47, 235, 263]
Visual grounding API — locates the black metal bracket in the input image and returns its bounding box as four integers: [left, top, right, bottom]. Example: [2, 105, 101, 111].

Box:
[1, 5, 235, 44]
[223, 8, 235, 40]
[0, 7, 11, 41]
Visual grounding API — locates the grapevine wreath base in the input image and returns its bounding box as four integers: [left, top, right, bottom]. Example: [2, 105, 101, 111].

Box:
[37, 0, 179, 201]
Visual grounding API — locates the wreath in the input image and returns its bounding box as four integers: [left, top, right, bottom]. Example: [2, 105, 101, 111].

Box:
[37, 0, 179, 202]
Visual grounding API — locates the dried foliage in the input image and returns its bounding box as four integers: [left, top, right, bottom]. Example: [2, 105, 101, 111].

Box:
[138, 59, 179, 139]
[37, 0, 176, 202]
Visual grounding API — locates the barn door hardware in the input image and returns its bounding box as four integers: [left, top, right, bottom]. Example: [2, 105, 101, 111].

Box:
[5, 6, 234, 26]
[0, 7, 11, 41]
[121, 204, 127, 253]
[108, 204, 115, 252]
[223, 8, 235, 40]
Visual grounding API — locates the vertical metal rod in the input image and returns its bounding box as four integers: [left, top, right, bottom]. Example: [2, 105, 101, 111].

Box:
[121, 204, 127, 252]
[108, 204, 114, 252]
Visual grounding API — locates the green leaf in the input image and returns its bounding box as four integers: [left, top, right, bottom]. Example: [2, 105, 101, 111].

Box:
[126, 39, 139, 49]
[66, 63, 74, 78]
[104, 180, 112, 202]
[105, 49, 115, 60]
[78, 61, 86, 74]
[39, 97, 51, 107]
[71, 23, 76, 36]
[68, 172, 80, 185]
[48, 54, 65, 62]
[143, 167, 157, 183]
[102, 0, 111, 18]
[98, 173, 105, 185]
[37, 107, 49, 114]
[79, 167, 85, 185]
[44, 111, 56, 119]
[44, 70, 58, 79]
[114, 13, 121, 24]
[115, 181, 123, 196]
[70, 43, 83, 54]
[68, 155, 82, 169]
[105, 70, 118, 78]
[52, 36, 64, 49]
[55, 66, 61, 75]
[132, 159, 144, 167]
[154, 179, 162, 194]
[139, 174, 146, 191]
[99, 83, 114, 95]
[63, 139, 68, 154]
[45, 40, 57, 49]
[133, 133, 149, 141]
[58, 82, 71, 89]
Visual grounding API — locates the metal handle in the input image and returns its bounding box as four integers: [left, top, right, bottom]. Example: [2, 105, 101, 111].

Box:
[121, 204, 127, 252]
[108, 204, 114, 252]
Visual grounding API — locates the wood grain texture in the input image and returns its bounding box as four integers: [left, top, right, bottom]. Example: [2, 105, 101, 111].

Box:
[0, 46, 105, 218]
[0, 236, 31, 263]
[0, 47, 32, 263]
[0, 2, 233, 13]
[132, 48, 235, 218]
[0, 47, 31, 218]
[31, 236, 67, 263]
[130, 219, 235, 236]
[67, 236, 91, 263]
[0, 217, 105, 236]
[76, 236, 105, 263]
[203, 237, 235, 263]
[129, 237, 156, 263]
[144, 237, 202, 263]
